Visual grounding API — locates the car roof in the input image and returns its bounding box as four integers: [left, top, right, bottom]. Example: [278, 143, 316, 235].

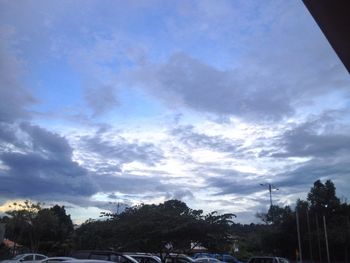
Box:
[248, 257, 278, 261]
[46, 257, 75, 260]
[64, 260, 111, 263]
[194, 258, 221, 261]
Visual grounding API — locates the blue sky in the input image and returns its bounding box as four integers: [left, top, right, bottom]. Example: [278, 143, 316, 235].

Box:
[0, 0, 349, 223]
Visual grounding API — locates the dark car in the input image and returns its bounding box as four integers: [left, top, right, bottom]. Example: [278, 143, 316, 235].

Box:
[215, 255, 241, 263]
[247, 257, 289, 263]
[164, 254, 195, 263]
[71, 251, 138, 263]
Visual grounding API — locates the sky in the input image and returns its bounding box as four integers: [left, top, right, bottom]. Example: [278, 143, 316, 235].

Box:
[0, 0, 349, 224]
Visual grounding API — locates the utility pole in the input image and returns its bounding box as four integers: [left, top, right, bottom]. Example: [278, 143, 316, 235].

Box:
[323, 215, 331, 263]
[260, 183, 279, 207]
[315, 214, 323, 263]
[296, 208, 303, 263]
[306, 209, 314, 263]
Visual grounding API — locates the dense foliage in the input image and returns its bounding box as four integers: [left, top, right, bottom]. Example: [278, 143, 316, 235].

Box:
[0, 202, 73, 257]
[75, 200, 236, 259]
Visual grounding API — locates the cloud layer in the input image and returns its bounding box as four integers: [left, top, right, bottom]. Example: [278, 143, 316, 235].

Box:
[0, 0, 349, 223]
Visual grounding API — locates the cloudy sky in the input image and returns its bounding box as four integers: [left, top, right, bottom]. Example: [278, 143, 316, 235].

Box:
[0, 0, 349, 223]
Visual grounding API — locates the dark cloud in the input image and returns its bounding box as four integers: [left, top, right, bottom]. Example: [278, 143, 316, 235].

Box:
[205, 170, 262, 196]
[0, 122, 186, 208]
[263, 115, 350, 158]
[0, 123, 97, 204]
[20, 122, 73, 159]
[275, 158, 350, 191]
[90, 173, 195, 205]
[129, 1, 349, 122]
[0, 152, 96, 198]
[80, 132, 164, 166]
[0, 122, 189, 208]
[94, 174, 167, 194]
[134, 53, 294, 121]
[171, 125, 243, 154]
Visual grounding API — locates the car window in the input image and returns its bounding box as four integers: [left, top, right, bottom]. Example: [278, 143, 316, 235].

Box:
[224, 258, 235, 263]
[110, 255, 120, 262]
[137, 258, 158, 263]
[130, 257, 142, 263]
[35, 256, 46, 261]
[120, 255, 135, 263]
[22, 255, 34, 261]
[250, 259, 274, 263]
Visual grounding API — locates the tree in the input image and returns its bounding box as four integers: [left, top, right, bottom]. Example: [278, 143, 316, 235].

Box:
[4, 200, 42, 252]
[202, 211, 236, 252]
[75, 199, 236, 259]
[4, 201, 74, 255]
[256, 205, 292, 226]
[255, 180, 350, 262]
[307, 179, 340, 215]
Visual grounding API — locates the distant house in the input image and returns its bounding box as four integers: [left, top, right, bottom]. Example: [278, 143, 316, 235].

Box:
[1, 239, 24, 256]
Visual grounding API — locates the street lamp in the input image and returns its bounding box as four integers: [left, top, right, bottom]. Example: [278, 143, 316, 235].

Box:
[260, 183, 279, 207]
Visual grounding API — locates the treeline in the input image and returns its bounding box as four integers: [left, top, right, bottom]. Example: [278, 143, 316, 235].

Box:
[0, 201, 74, 257]
[75, 200, 236, 259]
[0, 200, 235, 259]
[235, 180, 350, 262]
[0, 180, 349, 262]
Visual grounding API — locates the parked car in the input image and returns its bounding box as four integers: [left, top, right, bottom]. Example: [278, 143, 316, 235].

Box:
[41, 257, 76, 263]
[192, 254, 210, 259]
[215, 255, 241, 263]
[164, 254, 194, 263]
[123, 253, 161, 263]
[64, 260, 111, 263]
[1, 254, 48, 263]
[194, 258, 223, 263]
[247, 257, 289, 263]
[71, 251, 138, 263]
[193, 254, 241, 263]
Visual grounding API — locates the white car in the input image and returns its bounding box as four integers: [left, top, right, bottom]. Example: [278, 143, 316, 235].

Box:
[1, 254, 48, 263]
[125, 254, 161, 263]
[63, 260, 111, 263]
[41, 257, 76, 263]
[194, 258, 223, 263]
